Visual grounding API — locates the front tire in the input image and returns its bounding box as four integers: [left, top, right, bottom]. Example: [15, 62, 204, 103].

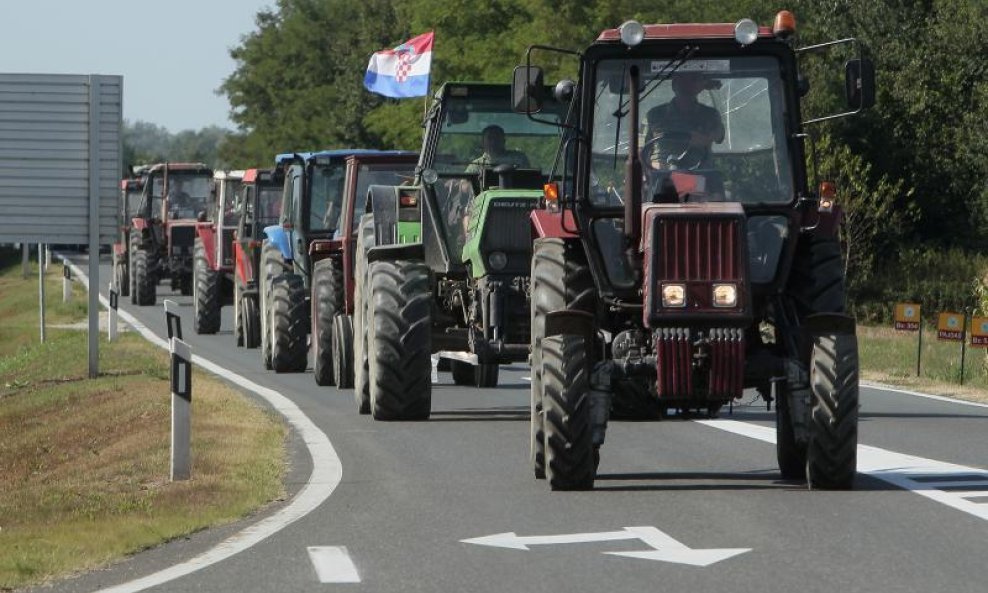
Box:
[270, 274, 309, 373]
[806, 333, 859, 490]
[259, 242, 284, 370]
[542, 335, 595, 491]
[529, 238, 594, 479]
[193, 238, 221, 334]
[242, 293, 261, 349]
[353, 215, 375, 414]
[332, 314, 354, 389]
[312, 258, 343, 386]
[131, 235, 155, 307]
[776, 384, 807, 480]
[367, 260, 432, 421]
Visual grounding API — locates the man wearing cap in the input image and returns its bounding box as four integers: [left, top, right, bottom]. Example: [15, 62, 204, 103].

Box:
[645, 72, 725, 169]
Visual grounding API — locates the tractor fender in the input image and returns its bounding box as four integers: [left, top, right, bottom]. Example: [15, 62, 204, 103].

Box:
[196, 223, 218, 269]
[531, 209, 579, 239]
[367, 242, 425, 264]
[262, 224, 293, 263]
[803, 312, 856, 336]
[544, 309, 596, 344]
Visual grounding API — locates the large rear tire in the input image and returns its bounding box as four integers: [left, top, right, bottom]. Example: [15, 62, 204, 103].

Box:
[776, 385, 807, 480]
[542, 335, 595, 491]
[529, 238, 594, 479]
[353, 215, 375, 414]
[242, 293, 261, 349]
[368, 260, 432, 421]
[193, 238, 222, 334]
[806, 333, 858, 490]
[259, 242, 284, 370]
[451, 360, 474, 386]
[270, 273, 309, 373]
[234, 283, 244, 347]
[312, 258, 343, 386]
[131, 232, 156, 306]
[332, 314, 354, 389]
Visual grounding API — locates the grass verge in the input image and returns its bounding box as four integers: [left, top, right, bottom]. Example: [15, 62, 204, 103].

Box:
[858, 325, 988, 403]
[0, 248, 287, 590]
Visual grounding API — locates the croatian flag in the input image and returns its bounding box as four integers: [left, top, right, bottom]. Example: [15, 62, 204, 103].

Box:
[364, 32, 434, 98]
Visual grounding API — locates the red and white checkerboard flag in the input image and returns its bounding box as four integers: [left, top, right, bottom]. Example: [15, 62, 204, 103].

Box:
[364, 32, 434, 98]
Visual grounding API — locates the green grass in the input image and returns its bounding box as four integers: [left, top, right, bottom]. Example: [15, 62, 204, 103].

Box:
[0, 247, 287, 590]
[858, 325, 988, 401]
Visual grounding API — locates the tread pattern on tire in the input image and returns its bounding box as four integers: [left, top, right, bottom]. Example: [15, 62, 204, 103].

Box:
[529, 238, 594, 479]
[242, 294, 261, 349]
[806, 333, 858, 490]
[312, 258, 343, 386]
[131, 233, 155, 306]
[193, 238, 222, 334]
[542, 334, 595, 491]
[353, 215, 375, 414]
[368, 259, 432, 421]
[260, 242, 285, 370]
[332, 314, 354, 389]
[270, 273, 309, 373]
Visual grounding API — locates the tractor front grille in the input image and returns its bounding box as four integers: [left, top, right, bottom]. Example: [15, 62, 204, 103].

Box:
[168, 225, 196, 249]
[657, 218, 741, 281]
[480, 202, 535, 276]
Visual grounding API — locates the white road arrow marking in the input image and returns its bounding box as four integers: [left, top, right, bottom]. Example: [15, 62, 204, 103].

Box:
[462, 526, 750, 566]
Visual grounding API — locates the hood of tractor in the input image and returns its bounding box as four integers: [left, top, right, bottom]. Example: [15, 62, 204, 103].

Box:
[461, 189, 542, 278]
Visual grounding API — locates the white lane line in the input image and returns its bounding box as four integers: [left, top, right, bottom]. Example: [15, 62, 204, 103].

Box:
[62, 257, 344, 593]
[307, 546, 361, 583]
[695, 419, 988, 521]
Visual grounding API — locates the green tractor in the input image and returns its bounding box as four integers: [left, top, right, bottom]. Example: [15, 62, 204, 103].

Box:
[353, 82, 567, 419]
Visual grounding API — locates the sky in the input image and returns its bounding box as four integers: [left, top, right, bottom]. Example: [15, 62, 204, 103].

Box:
[0, 0, 276, 132]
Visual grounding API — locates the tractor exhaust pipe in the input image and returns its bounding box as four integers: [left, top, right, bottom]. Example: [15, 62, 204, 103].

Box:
[623, 65, 642, 277]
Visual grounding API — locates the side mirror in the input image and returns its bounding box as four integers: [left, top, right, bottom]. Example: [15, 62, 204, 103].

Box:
[512, 65, 545, 114]
[845, 58, 875, 109]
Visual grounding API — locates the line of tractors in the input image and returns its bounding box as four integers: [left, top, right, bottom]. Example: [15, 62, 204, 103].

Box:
[113, 12, 874, 491]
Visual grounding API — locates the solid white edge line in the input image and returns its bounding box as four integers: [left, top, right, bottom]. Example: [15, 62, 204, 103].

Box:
[61, 256, 343, 593]
[307, 546, 361, 583]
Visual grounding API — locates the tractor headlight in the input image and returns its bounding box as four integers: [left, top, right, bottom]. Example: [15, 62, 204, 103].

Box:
[712, 283, 738, 307]
[488, 251, 508, 271]
[661, 283, 686, 308]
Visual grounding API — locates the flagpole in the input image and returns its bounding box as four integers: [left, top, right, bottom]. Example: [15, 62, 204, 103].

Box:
[423, 30, 434, 119]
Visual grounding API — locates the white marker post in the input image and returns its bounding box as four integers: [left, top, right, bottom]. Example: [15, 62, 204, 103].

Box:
[170, 337, 192, 481]
[163, 299, 182, 340]
[62, 261, 71, 302]
[107, 281, 118, 341]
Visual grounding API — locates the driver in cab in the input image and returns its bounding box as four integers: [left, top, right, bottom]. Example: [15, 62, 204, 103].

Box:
[644, 72, 724, 170]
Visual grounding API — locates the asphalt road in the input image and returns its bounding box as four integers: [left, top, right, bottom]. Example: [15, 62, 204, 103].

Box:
[36, 254, 988, 593]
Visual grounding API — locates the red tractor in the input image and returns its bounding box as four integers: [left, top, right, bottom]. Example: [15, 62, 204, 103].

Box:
[309, 152, 418, 387]
[514, 12, 874, 490]
[232, 166, 286, 348]
[129, 163, 214, 305]
[192, 170, 244, 334]
[113, 165, 149, 297]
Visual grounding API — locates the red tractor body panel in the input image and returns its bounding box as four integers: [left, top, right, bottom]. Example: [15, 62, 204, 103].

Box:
[530, 209, 579, 239]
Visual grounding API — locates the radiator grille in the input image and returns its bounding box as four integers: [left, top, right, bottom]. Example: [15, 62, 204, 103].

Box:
[658, 218, 741, 281]
[480, 204, 535, 275]
[169, 225, 195, 248]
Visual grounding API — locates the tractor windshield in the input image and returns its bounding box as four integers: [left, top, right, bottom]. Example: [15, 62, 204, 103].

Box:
[429, 87, 567, 256]
[256, 185, 282, 226]
[166, 174, 211, 220]
[347, 162, 416, 234]
[308, 163, 346, 234]
[589, 55, 793, 206]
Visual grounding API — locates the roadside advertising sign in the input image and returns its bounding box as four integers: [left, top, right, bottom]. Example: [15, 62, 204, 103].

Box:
[936, 312, 964, 341]
[971, 317, 988, 347]
[894, 303, 921, 331]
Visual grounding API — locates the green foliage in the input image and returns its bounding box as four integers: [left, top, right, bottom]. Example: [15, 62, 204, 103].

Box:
[124, 120, 230, 170]
[850, 246, 988, 323]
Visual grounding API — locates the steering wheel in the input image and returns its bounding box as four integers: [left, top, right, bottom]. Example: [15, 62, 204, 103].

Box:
[640, 131, 709, 171]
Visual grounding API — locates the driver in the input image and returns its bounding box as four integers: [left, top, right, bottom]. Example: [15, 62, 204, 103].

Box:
[466, 124, 530, 173]
[168, 178, 191, 208]
[644, 72, 724, 169]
